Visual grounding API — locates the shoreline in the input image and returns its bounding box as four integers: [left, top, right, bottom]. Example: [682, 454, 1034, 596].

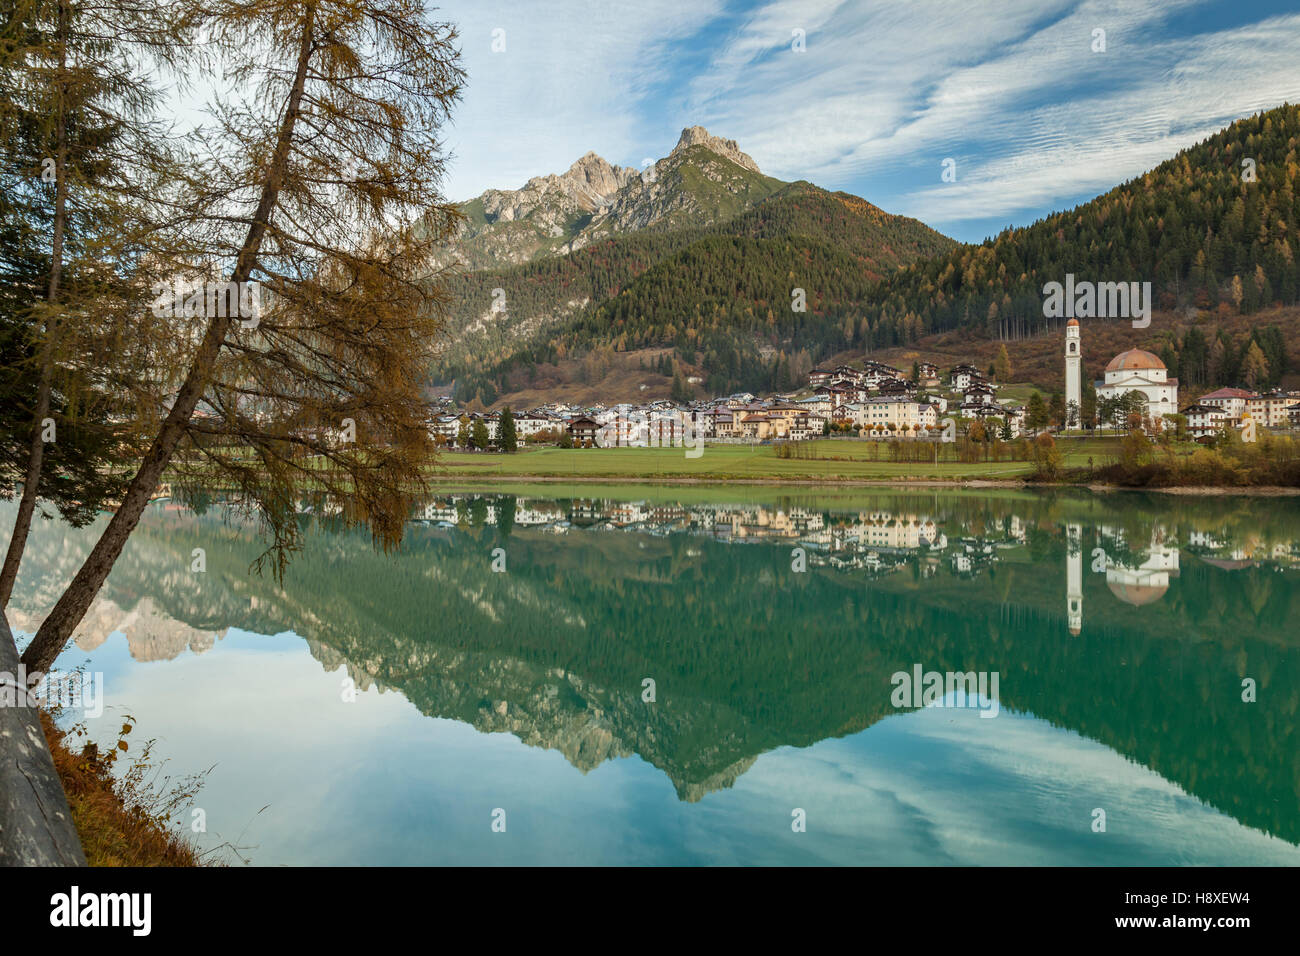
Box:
[425, 473, 1300, 495]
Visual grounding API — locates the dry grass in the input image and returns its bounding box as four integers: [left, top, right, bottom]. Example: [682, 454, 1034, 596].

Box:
[40, 711, 208, 867]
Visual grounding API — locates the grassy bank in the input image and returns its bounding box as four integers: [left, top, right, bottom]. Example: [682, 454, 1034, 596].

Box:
[429, 439, 1117, 482]
[40, 712, 205, 867]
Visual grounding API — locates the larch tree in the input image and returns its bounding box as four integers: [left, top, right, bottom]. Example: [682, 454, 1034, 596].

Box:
[994, 343, 1012, 382]
[1241, 341, 1270, 390]
[21, 0, 465, 677]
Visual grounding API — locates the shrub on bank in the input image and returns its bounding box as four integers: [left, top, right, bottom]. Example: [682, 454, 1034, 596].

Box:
[41, 712, 208, 867]
[1092, 432, 1300, 487]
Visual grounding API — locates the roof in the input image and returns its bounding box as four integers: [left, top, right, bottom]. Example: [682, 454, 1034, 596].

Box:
[1201, 387, 1255, 400]
[1066, 318, 1079, 327]
[1105, 348, 1165, 372]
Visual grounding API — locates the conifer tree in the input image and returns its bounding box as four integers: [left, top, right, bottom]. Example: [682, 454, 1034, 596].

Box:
[21, 0, 466, 677]
[499, 406, 517, 452]
[0, 0, 185, 607]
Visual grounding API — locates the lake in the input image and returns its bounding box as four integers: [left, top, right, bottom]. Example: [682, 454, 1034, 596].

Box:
[5, 486, 1299, 865]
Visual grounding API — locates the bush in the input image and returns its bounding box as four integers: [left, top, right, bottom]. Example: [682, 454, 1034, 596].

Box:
[1030, 432, 1063, 480]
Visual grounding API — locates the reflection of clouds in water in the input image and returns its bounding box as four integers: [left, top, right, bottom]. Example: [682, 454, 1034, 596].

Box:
[685, 706, 1300, 866]
[85, 635, 673, 865]
[80, 632, 1300, 865]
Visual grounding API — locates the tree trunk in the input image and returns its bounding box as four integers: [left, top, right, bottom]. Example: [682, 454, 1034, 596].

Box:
[0, 378, 52, 607]
[0, 0, 70, 609]
[20, 4, 318, 680]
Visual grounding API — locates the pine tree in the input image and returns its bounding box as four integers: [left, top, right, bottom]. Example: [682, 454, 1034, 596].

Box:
[1049, 392, 1065, 427]
[670, 369, 691, 403]
[1027, 392, 1048, 433]
[499, 406, 518, 452]
[0, 0, 184, 607]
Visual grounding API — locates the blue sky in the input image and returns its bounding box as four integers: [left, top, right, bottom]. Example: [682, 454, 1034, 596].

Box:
[433, 0, 1300, 243]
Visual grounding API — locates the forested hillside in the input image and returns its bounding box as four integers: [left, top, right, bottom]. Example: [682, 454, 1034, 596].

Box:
[856, 103, 1300, 347]
[450, 103, 1300, 404]
[441, 183, 955, 402]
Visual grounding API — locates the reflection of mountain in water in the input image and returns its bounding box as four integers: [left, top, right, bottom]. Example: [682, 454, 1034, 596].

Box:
[8, 595, 226, 662]
[7, 492, 1300, 835]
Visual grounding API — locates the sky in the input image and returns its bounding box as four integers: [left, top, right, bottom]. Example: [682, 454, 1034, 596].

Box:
[433, 0, 1300, 243]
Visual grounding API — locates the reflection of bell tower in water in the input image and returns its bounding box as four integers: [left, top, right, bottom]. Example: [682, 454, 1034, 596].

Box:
[1066, 523, 1083, 635]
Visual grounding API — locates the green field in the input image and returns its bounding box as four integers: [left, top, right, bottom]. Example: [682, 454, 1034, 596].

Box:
[429, 438, 1121, 482]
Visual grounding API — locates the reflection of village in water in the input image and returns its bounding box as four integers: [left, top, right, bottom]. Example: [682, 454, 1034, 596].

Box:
[416, 495, 1300, 635]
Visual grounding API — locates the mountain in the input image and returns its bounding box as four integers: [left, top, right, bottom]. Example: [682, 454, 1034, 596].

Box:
[440, 105, 1300, 406]
[449, 152, 639, 271]
[444, 126, 782, 271]
[433, 126, 956, 403]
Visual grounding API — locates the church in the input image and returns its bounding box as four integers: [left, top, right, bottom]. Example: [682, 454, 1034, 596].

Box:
[1065, 319, 1179, 425]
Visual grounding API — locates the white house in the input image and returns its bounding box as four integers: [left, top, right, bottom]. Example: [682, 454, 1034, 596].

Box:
[1180, 402, 1230, 439]
[1197, 387, 1253, 420]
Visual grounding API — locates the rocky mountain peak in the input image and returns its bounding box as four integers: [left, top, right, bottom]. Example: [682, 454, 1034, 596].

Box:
[561, 151, 638, 203]
[671, 126, 761, 174]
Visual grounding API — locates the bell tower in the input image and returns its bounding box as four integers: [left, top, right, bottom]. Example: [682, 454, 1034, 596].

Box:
[1065, 318, 1082, 428]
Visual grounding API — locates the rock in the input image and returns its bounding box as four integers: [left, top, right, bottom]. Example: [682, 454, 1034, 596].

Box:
[671, 125, 762, 173]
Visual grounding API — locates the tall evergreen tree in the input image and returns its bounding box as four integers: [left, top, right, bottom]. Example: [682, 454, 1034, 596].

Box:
[498, 406, 517, 452]
[471, 418, 489, 450]
[0, 0, 184, 607]
[1027, 392, 1048, 433]
[670, 369, 691, 403]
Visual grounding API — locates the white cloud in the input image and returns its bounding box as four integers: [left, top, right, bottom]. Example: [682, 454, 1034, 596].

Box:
[437, 0, 727, 200]
[678, 0, 1300, 230]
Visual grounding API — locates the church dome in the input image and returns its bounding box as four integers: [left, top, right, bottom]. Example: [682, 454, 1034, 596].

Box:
[1106, 578, 1168, 606]
[1066, 318, 1079, 327]
[1105, 348, 1165, 373]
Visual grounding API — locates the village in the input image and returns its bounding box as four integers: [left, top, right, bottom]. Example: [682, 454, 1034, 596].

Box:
[430, 357, 1008, 450]
[430, 325, 1300, 450]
